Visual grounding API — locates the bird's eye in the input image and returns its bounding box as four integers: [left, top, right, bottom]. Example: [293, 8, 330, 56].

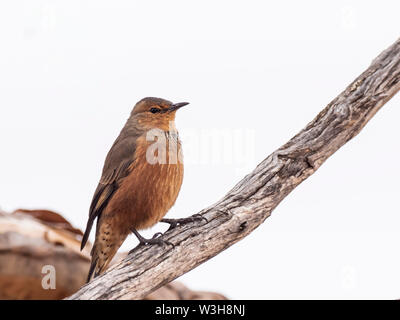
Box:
[150, 107, 161, 114]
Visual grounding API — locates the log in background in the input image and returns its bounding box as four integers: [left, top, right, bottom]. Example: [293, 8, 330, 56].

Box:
[0, 209, 226, 300]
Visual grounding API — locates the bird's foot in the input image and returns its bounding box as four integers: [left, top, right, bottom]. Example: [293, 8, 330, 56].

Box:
[131, 229, 174, 248]
[161, 214, 208, 231]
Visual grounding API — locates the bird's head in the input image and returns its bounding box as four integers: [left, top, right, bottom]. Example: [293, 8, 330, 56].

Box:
[130, 97, 189, 131]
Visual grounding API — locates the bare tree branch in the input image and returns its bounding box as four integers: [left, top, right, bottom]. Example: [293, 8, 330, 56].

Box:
[68, 38, 400, 300]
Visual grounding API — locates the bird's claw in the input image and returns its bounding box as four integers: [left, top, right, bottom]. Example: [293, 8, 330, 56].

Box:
[152, 232, 163, 239]
[130, 229, 174, 250]
[139, 234, 174, 248]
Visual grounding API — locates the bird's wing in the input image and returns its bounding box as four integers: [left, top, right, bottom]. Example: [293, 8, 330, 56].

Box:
[81, 131, 140, 250]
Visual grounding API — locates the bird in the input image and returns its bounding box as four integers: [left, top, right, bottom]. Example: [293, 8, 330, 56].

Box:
[81, 97, 198, 282]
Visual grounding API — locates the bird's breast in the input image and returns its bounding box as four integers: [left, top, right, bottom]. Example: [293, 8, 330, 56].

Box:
[106, 132, 184, 230]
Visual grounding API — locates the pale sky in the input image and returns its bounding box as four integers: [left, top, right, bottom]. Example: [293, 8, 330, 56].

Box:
[0, 0, 400, 299]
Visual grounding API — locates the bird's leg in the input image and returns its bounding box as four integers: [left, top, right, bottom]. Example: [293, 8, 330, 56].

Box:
[131, 228, 174, 247]
[161, 214, 208, 231]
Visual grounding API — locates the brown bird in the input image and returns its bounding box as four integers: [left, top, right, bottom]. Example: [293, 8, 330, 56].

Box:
[81, 97, 196, 282]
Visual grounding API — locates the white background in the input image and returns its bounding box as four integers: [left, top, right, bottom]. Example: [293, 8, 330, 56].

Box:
[0, 1, 399, 299]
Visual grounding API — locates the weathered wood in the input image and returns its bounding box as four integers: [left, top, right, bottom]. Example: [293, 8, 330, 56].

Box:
[68, 38, 400, 300]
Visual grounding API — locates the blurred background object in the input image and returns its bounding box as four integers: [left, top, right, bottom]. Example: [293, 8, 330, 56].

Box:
[0, 209, 226, 300]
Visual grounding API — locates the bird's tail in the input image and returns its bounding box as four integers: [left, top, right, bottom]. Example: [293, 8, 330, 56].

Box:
[86, 234, 126, 283]
[87, 256, 100, 283]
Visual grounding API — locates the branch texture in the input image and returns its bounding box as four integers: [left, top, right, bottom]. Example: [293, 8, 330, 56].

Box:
[68, 38, 400, 300]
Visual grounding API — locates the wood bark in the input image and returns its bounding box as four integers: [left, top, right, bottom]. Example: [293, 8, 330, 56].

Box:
[68, 38, 400, 300]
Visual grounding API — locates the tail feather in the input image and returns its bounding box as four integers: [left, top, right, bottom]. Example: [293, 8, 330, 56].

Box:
[86, 248, 112, 283]
[81, 219, 94, 251]
[86, 242, 112, 283]
[86, 257, 98, 283]
[86, 233, 127, 283]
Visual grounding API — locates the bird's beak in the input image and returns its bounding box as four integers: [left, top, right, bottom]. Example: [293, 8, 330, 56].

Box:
[168, 102, 189, 112]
